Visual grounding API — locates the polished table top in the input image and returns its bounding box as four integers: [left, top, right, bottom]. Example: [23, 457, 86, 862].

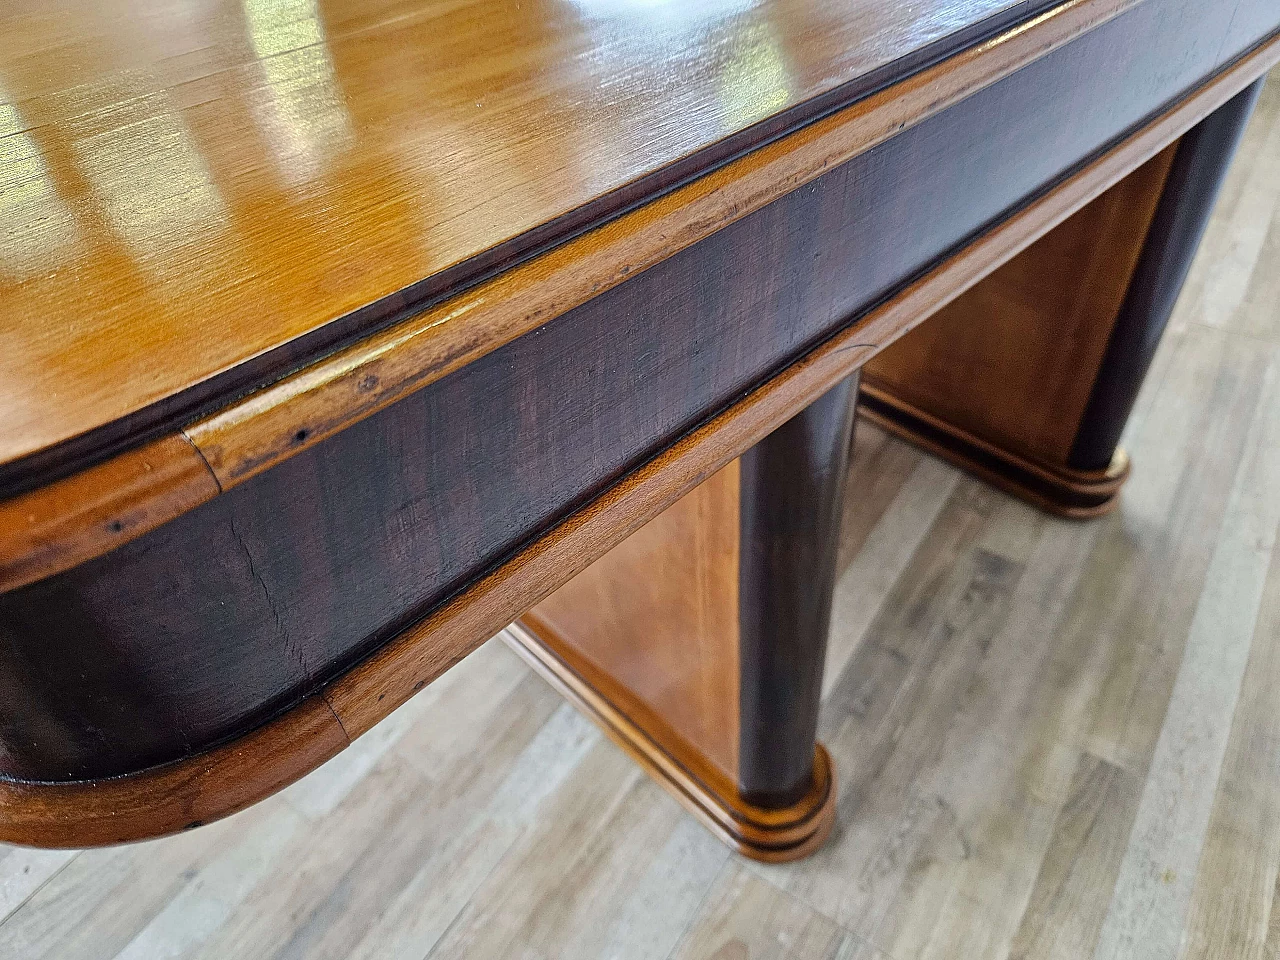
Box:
[0, 0, 1044, 478]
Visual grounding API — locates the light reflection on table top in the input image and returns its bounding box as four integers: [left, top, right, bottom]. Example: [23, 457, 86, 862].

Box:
[0, 0, 1026, 469]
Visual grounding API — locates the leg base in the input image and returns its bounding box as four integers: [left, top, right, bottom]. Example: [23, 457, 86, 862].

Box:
[859, 384, 1129, 519]
[504, 620, 837, 863]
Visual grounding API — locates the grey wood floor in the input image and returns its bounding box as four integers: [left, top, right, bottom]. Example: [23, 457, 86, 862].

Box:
[3, 73, 1279, 960]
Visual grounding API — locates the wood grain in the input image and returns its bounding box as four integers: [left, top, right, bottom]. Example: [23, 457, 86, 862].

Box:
[863, 143, 1177, 465]
[3, 46, 1276, 834]
[5, 14, 1276, 596]
[510, 376, 854, 858]
[0, 0, 1117, 486]
[503, 622, 838, 863]
[526, 462, 743, 785]
[0, 435, 219, 592]
[0, 696, 347, 849]
[858, 386, 1132, 519]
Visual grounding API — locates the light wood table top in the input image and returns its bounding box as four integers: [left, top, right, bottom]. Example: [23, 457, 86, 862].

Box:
[0, 0, 1037, 480]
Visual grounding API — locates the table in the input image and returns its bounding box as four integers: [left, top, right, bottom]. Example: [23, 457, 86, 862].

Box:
[0, 0, 1276, 861]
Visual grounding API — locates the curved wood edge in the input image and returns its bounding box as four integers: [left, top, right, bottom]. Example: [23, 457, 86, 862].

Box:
[3, 45, 1277, 845]
[183, 0, 1143, 491]
[858, 385, 1131, 519]
[0, 697, 347, 848]
[503, 623, 836, 861]
[0, 435, 220, 593]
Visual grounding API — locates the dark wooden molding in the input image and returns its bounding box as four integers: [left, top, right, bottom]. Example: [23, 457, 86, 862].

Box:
[738, 375, 859, 807]
[1069, 76, 1268, 470]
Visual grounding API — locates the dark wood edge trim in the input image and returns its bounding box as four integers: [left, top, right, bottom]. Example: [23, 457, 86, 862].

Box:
[3, 49, 1274, 844]
[504, 623, 836, 861]
[858, 384, 1131, 518]
[0, 0, 1135, 499]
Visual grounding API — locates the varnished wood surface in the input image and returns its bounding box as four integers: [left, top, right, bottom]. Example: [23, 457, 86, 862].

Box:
[3, 46, 1273, 834]
[0, 435, 220, 592]
[526, 462, 744, 786]
[504, 622, 838, 863]
[3, 75, 1276, 953]
[175, 0, 1140, 496]
[512, 376, 855, 857]
[0, 0, 1064, 482]
[858, 385, 1133, 518]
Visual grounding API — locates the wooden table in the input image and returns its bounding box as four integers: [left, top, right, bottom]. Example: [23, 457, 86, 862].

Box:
[1, 0, 1276, 861]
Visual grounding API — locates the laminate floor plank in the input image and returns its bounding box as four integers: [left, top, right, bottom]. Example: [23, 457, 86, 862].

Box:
[823, 453, 961, 697]
[668, 865, 878, 960]
[762, 484, 1040, 938]
[1093, 347, 1280, 960]
[0, 846, 76, 925]
[1178, 497, 1280, 959]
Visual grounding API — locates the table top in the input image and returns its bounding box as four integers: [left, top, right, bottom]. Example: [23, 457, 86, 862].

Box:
[0, 0, 1048, 483]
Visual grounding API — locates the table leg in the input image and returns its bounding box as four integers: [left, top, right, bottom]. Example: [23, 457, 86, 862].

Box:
[508, 374, 858, 861]
[861, 78, 1265, 517]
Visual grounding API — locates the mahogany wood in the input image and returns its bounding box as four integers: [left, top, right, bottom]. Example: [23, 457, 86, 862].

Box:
[504, 622, 838, 863]
[512, 377, 855, 859]
[738, 376, 859, 807]
[0, 436, 220, 592]
[1, 28, 1278, 847]
[859, 386, 1132, 519]
[0, 696, 347, 849]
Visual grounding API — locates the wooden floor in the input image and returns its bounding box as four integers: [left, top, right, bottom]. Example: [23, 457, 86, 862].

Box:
[4, 74, 1279, 960]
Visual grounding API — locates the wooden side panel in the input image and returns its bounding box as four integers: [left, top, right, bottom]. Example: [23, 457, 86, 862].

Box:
[525, 462, 742, 785]
[863, 143, 1178, 466]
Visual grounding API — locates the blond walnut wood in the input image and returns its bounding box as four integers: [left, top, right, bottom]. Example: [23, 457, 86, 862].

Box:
[526, 462, 743, 785]
[1, 0, 1142, 484]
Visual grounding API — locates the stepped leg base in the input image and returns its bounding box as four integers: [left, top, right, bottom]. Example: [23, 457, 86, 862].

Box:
[504, 620, 837, 863]
[859, 385, 1130, 519]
